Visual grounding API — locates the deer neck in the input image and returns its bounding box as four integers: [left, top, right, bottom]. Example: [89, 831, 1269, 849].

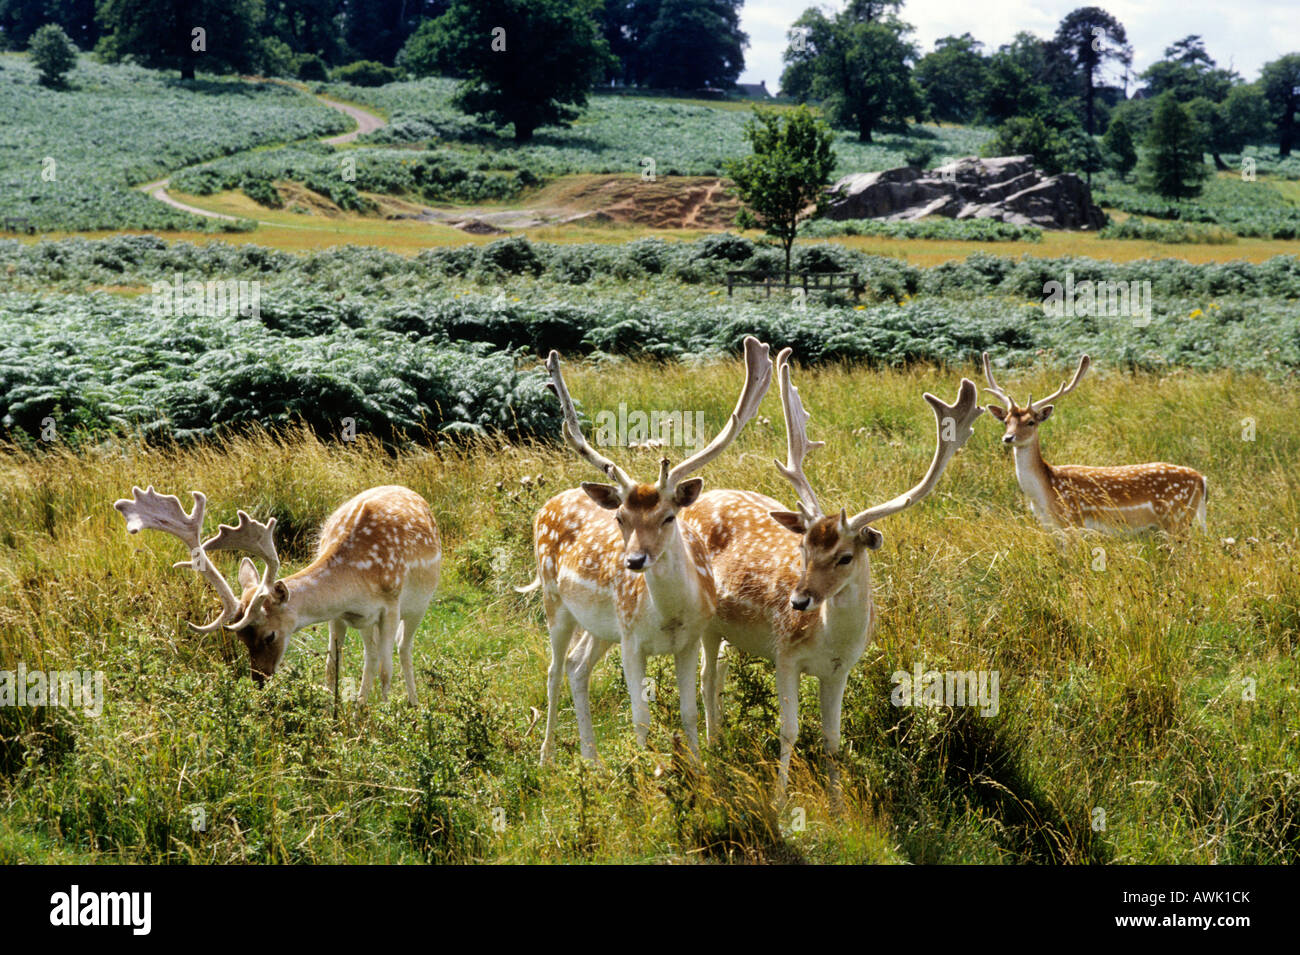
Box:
[281, 563, 357, 630]
[641, 528, 705, 613]
[1012, 436, 1057, 525]
[820, 562, 874, 645]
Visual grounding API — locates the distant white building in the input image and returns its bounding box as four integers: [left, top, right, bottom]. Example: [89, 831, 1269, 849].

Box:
[735, 80, 773, 99]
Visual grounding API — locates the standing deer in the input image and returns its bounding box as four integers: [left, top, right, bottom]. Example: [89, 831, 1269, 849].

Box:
[686, 350, 983, 790]
[525, 337, 773, 764]
[981, 352, 1207, 532]
[114, 484, 441, 701]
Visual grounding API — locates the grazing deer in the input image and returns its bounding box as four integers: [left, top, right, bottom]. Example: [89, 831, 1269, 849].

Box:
[114, 485, 441, 701]
[524, 337, 774, 765]
[981, 352, 1207, 532]
[686, 351, 983, 790]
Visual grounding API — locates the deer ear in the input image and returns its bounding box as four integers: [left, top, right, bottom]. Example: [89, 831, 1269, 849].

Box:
[986, 404, 1007, 422]
[1034, 405, 1054, 423]
[858, 525, 883, 550]
[769, 511, 806, 534]
[238, 556, 259, 590]
[581, 482, 622, 510]
[271, 580, 289, 602]
[673, 478, 703, 508]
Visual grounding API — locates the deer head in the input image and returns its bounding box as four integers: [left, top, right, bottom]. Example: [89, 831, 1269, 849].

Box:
[546, 336, 773, 572]
[114, 486, 290, 684]
[769, 350, 983, 612]
[982, 351, 1090, 448]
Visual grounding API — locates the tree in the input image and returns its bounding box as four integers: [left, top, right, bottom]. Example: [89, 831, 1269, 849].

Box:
[982, 115, 1069, 174]
[432, 0, 614, 142]
[1219, 84, 1270, 152]
[1259, 54, 1300, 156]
[915, 34, 987, 124]
[1053, 6, 1131, 142]
[0, 0, 100, 51]
[1142, 93, 1209, 199]
[28, 22, 77, 86]
[781, 4, 921, 142]
[642, 0, 746, 90]
[263, 0, 346, 64]
[1101, 114, 1137, 178]
[598, 0, 659, 85]
[1140, 35, 1235, 103]
[724, 105, 835, 277]
[96, 0, 263, 80]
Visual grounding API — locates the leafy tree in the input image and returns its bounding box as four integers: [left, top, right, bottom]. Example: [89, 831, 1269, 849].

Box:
[342, 0, 448, 65]
[1219, 84, 1270, 152]
[29, 22, 77, 86]
[598, 0, 659, 85]
[263, 0, 346, 64]
[1140, 35, 1235, 103]
[1053, 7, 1131, 138]
[915, 33, 987, 124]
[1141, 93, 1209, 199]
[781, 3, 921, 142]
[96, 0, 263, 80]
[1101, 114, 1137, 178]
[642, 0, 746, 90]
[1259, 54, 1300, 156]
[0, 0, 99, 50]
[981, 115, 1069, 174]
[432, 0, 614, 142]
[724, 105, 835, 277]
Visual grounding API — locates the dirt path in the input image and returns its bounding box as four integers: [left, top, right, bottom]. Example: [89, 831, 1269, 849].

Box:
[140, 90, 387, 222]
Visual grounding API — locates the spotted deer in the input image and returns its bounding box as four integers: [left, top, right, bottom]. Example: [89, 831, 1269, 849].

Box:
[523, 337, 774, 764]
[685, 350, 983, 790]
[114, 484, 441, 701]
[981, 352, 1207, 532]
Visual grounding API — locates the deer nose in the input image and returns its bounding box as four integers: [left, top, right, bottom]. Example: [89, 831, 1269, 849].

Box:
[625, 552, 648, 571]
[791, 594, 812, 611]
[1002, 434, 1015, 444]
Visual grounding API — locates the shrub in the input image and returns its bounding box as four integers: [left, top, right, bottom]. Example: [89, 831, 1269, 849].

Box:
[332, 60, 403, 87]
[28, 25, 77, 88]
[295, 54, 329, 82]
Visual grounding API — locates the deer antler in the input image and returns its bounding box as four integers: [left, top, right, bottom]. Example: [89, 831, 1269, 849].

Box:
[1030, 354, 1090, 413]
[662, 335, 773, 491]
[202, 510, 282, 631]
[113, 486, 240, 633]
[772, 347, 824, 521]
[981, 351, 1016, 410]
[848, 378, 984, 529]
[546, 350, 636, 492]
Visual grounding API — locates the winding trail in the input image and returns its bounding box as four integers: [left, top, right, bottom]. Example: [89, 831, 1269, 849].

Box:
[139, 89, 387, 223]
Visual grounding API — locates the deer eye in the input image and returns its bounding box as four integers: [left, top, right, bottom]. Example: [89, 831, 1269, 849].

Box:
[662, 514, 675, 525]
[836, 554, 853, 566]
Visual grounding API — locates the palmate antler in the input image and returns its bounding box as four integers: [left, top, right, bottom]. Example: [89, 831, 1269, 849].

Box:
[847, 376, 984, 530]
[115, 486, 283, 632]
[546, 335, 774, 494]
[982, 351, 1091, 413]
[772, 347, 825, 522]
[114, 486, 240, 633]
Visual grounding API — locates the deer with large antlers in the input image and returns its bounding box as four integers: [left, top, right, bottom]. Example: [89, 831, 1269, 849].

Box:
[523, 337, 774, 764]
[981, 352, 1207, 533]
[685, 351, 983, 790]
[114, 485, 441, 700]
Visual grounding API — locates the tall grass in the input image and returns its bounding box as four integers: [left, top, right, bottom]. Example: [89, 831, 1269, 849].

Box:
[0, 359, 1296, 863]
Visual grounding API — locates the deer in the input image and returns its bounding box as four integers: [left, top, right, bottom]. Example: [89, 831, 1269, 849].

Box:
[684, 349, 984, 791]
[114, 484, 441, 702]
[523, 336, 774, 765]
[981, 352, 1207, 533]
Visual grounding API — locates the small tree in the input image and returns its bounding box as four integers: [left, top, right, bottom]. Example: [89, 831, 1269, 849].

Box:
[1101, 115, 1137, 178]
[982, 115, 1069, 174]
[29, 23, 77, 87]
[724, 106, 836, 278]
[1142, 93, 1209, 199]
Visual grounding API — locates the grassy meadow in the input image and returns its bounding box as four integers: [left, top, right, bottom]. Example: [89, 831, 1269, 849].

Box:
[2, 358, 1296, 864]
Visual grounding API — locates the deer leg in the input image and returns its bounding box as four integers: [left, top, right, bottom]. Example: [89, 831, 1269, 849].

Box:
[541, 607, 577, 765]
[620, 640, 651, 748]
[775, 658, 801, 793]
[376, 612, 399, 701]
[566, 630, 611, 763]
[819, 673, 849, 804]
[700, 632, 723, 747]
[674, 642, 701, 757]
[357, 623, 380, 703]
[398, 612, 421, 705]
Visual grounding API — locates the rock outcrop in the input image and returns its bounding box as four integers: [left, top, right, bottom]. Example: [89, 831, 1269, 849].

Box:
[825, 155, 1106, 230]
